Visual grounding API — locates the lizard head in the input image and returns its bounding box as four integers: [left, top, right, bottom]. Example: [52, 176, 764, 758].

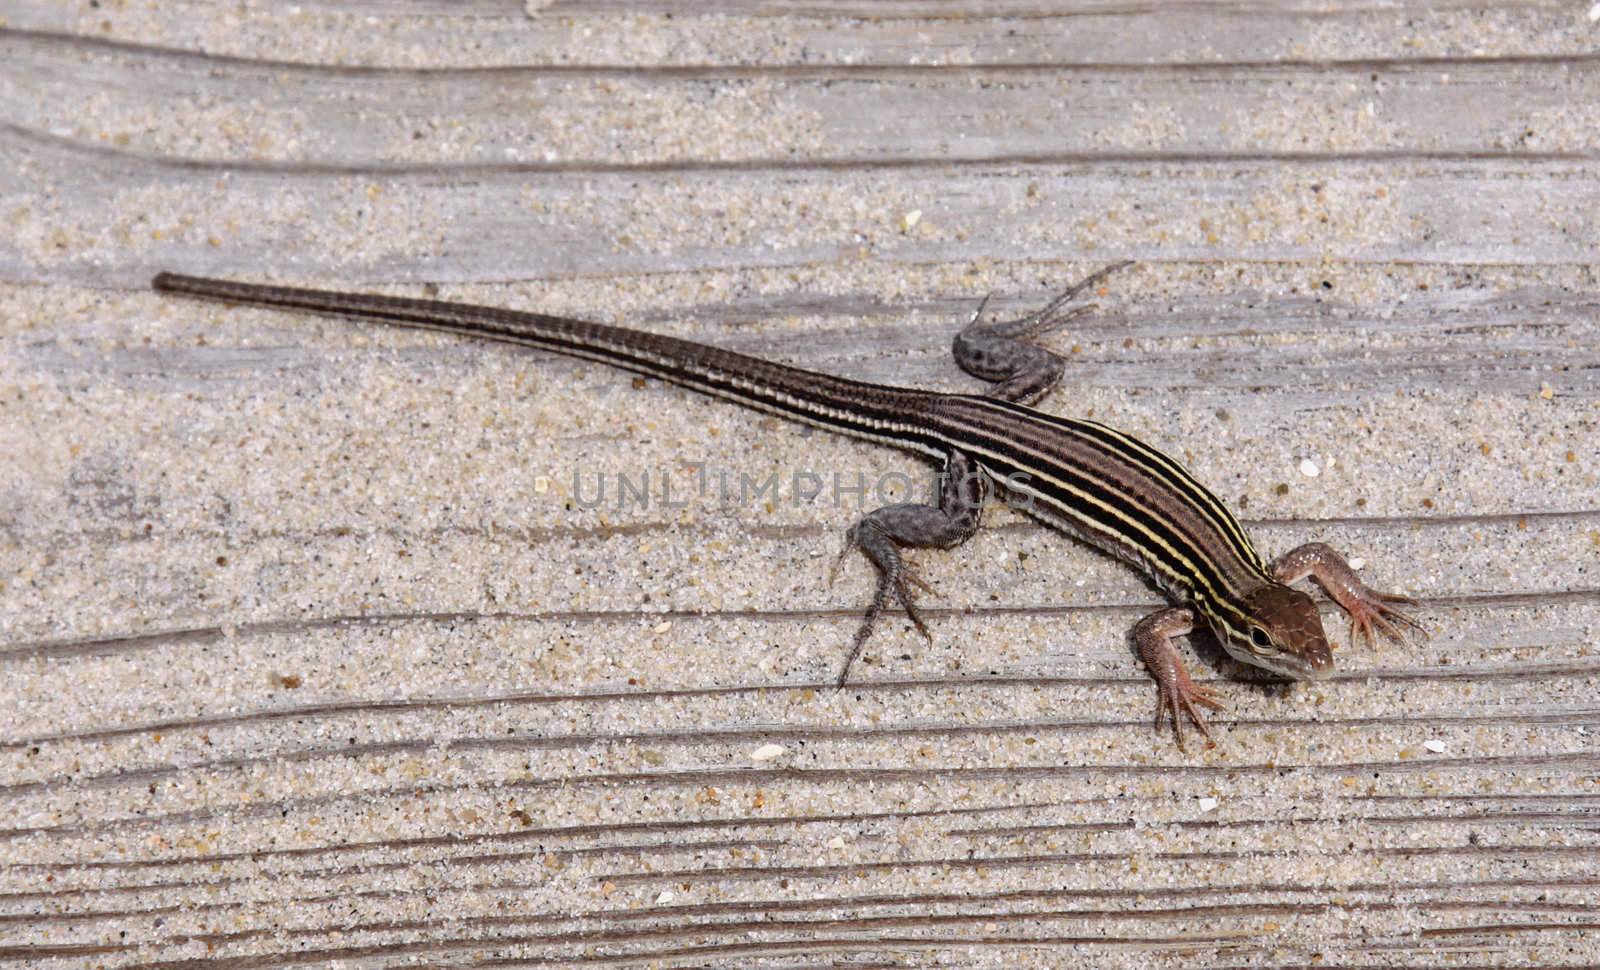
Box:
[1216, 584, 1333, 681]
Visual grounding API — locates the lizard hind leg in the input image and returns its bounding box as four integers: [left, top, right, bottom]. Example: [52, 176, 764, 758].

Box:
[952, 261, 1134, 405]
[834, 450, 989, 687]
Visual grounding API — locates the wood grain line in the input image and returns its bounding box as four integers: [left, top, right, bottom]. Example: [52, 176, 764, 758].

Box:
[4, 929, 1262, 970]
[595, 842, 1600, 888]
[9, 508, 1594, 563]
[0, 801, 1048, 876]
[9, 25, 1600, 76]
[7, 651, 1599, 752]
[14, 901, 1596, 966]
[6, 587, 1595, 666]
[6, 754, 1599, 844]
[14, 875, 1598, 934]
[15, 907, 1598, 970]
[7, 708, 1600, 800]
[955, 807, 1600, 839]
[9, 119, 1600, 185]
[10, 118, 1598, 176]
[5, 811, 1593, 922]
[19, 796, 1578, 880]
[4, 803, 1594, 912]
[544, 0, 1545, 18]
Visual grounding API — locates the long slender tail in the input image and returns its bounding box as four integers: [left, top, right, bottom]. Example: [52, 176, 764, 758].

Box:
[152, 273, 943, 454]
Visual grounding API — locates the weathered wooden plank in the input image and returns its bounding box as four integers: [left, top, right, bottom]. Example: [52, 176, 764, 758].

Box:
[4, 2, 1594, 68]
[3, 640, 1598, 961]
[3, 1, 1598, 968]
[11, 276, 1597, 393]
[6, 128, 1599, 284]
[7, 29, 1597, 168]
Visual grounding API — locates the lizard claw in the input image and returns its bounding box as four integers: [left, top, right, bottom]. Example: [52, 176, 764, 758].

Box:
[827, 533, 856, 588]
[966, 292, 994, 328]
[836, 557, 938, 687]
[893, 565, 936, 643]
[898, 562, 937, 598]
[1154, 671, 1226, 752]
[1345, 589, 1428, 650]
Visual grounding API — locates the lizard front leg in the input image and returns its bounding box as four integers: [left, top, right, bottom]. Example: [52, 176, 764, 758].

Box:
[1134, 606, 1226, 750]
[835, 449, 988, 686]
[1272, 542, 1426, 649]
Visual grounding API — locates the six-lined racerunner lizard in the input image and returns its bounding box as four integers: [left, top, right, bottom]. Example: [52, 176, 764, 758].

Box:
[152, 266, 1424, 746]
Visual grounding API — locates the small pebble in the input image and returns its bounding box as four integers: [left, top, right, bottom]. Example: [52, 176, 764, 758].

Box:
[751, 743, 786, 762]
[1299, 458, 1321, 478]
[1198, 796, 1219, 812]
[1424, 739, 1447, 754]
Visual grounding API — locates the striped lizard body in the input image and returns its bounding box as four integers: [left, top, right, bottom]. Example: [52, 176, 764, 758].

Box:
[153, 267, 1423, 747]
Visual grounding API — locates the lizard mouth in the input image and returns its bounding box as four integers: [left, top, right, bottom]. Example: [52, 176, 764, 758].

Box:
[1267, 651, 1334, 682]
[1290, 655, 1336, 681]
[1225, 642, 1334, 682]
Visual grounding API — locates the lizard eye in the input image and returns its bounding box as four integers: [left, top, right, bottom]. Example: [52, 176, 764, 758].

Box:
[1250, 627, 1273, 649]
